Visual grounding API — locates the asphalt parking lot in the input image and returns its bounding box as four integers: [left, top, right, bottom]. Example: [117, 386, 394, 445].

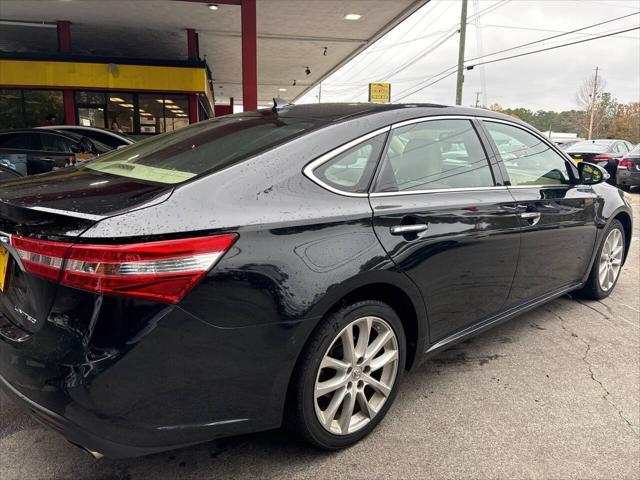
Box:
[1, 192, 638, 480]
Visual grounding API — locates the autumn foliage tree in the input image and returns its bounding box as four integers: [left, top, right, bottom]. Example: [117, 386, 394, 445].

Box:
[485, 72, 639, 144]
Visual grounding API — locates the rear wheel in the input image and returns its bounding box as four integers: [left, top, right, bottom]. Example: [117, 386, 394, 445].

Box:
[288, 300, 406, 449]
[579, 219, 625, 299]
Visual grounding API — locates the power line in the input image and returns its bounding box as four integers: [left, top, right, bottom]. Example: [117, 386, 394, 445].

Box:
[464, 11, 639, 63]
[481, 23, 638, 39]
[394, 25, 639, 102]
[395, 70, 459, 102]
[472, 0, 487, 106]
[327, 0, 444, 84]
[467, 26, 640, 68]
[324, 0, 513, 102]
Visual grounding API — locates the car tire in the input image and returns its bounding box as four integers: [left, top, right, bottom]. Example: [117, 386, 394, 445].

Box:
[579, 219, 625, 300]
[287, 300, 406, 449]
[619, 184, 631, 192]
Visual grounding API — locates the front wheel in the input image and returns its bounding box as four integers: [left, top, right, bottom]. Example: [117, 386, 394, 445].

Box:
[579, 219, 625, 299]
[288, 300, 406, 449]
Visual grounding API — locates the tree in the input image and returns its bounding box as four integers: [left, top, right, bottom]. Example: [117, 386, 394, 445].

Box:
[576, 70, 608, 139]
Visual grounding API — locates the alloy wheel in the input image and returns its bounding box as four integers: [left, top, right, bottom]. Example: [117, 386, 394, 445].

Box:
[314, 316, 399, 435]
[598, 228, 624, 292]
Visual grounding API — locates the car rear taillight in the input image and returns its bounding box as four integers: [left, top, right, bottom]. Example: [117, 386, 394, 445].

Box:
[618, 158, 634, 168]
[10, 234, 238, 303]
[11, 236, 72, 282]
[593, 155, 613, 161]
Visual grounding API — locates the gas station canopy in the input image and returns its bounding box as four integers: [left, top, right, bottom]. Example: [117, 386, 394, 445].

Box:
[0, 0, 428, 107]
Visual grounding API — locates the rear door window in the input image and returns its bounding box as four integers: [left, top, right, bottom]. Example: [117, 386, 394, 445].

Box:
[0, 132, 41, 150]
[40, 133, 75, 153]
[374, 119, 495, 192]
[86, 116, 322, 184]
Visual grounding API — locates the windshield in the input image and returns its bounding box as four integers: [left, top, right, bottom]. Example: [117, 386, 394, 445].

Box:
[566, 142, 611, 152]
[86, 115, 322, 184]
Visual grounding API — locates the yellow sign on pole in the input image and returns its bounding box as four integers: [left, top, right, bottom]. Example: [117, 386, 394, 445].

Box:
[368, 83, 391, 103]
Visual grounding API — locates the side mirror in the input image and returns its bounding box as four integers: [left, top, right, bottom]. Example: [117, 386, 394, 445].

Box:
[578, 162, 609, 185]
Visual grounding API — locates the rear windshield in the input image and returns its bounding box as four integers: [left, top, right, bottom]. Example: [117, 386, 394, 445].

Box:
[566, 142, 610, 153]
[629, 144, 640, 154]
[86, 115, 322, 184]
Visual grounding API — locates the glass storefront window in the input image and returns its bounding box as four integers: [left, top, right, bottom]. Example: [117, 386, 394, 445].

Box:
[0, 89, 194, 133]
[0, 89, 63, 129]
[138, 94, 189, 134]
[107, 93, 134, 133]
[24, 90, 64, 127]
[77, 107, 105, 128]
[0, 90, 24, 129]
[138, 94, 166, 134]
[76, 91, 106, 128]
[164, 95, 190, 132]
[75, 91, 106, 105]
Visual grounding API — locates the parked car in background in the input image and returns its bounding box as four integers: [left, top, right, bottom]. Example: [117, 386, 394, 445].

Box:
[0, 128, 111, 176]
[39, 125, 134, 150]
[617, 143, 640, 191]
[0, 103, 633, 458]
[554, 139, 581, 150]
[565, 139, 635, 184]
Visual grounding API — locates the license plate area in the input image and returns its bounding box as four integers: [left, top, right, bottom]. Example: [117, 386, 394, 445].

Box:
[0, 246, 10, 292]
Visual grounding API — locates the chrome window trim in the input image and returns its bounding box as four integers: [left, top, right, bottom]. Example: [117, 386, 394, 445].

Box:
[370, 186, 508, 197]
[391, 115, 477, 129]
[507, 184, 571, 189]
[303, 114, 575, 198]
[302, 126, 391, 198]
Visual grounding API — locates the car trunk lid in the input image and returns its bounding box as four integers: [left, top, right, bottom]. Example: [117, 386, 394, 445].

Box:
[0, 168, 174, 335]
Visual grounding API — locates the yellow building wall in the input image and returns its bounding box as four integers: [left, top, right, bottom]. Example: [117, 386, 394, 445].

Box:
[0, 59, 207, 93]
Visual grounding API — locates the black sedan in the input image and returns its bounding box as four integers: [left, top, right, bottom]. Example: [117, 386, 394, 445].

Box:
[565, 139, 635, 184]
[0, 103, 633, 458]
[617, 144, 640, 191]
[0, 128, 110, 176]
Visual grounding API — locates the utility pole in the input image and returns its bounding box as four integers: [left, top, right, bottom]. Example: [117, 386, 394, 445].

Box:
[588, 66, 599, 140]
[455, 0, 468, 106]
[474, 91, 481, 108]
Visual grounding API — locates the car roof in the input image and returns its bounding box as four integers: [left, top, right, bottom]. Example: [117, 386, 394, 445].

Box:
[0, 128, 80, 139]
[244, 102, 517, 124]
[39, 125, 133, 142]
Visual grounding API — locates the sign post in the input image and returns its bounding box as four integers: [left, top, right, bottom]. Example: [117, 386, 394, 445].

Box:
[368, 83, 391, 103]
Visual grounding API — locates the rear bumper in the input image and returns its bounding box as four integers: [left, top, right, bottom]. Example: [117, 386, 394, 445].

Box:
[0, 373, 185, 458]
[0, 297, 318, 458]
[617, 170, 640, 186]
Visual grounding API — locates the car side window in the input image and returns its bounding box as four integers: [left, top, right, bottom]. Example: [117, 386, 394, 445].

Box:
[311, 133, 387, 193]
[40, 134, 74, 153]
[0, 133, 40, 150]
[374, 119, 494, 192]
[484, 121, 571, 186]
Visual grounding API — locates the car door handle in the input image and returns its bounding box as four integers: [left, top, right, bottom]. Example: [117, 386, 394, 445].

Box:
[519, 212, 541, 225]
[390, 224, 429, 235]
[39, 156, 56, 162]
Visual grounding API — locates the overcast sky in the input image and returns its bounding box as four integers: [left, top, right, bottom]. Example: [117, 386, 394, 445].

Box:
[297, 0, 640, 111]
